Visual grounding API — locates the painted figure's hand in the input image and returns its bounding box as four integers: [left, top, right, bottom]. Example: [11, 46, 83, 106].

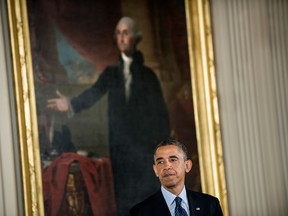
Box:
[47, 90, 69, 112]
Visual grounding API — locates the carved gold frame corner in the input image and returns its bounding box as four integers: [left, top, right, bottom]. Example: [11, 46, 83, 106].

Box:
[185, 0, 228, 215]
[6, 0, 228, 215]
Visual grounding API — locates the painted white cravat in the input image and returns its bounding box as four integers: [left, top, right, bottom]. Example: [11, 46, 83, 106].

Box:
[121, 53, 133, 101]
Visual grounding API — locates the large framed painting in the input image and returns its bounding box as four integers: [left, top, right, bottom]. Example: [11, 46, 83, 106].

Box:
[6, 0, 227, 215]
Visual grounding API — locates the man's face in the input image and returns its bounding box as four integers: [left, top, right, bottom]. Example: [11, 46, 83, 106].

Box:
[115, 21, 135, 56]
[153, 145, 192, 190]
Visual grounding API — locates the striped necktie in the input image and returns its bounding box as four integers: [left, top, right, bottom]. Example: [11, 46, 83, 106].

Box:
[175, 197, 188, 216]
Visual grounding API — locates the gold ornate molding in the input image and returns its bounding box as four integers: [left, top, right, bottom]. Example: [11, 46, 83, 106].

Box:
[6, 0, 228, 215]
[185, 0, 228, 215]
[6, 0, 44, 215]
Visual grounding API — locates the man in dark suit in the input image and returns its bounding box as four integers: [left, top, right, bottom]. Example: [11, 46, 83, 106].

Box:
[130, 139, 223, 216]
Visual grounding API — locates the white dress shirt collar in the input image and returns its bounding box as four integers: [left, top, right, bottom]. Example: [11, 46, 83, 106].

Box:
[121, 52, 133, 65]
[161, 186, 190, 216]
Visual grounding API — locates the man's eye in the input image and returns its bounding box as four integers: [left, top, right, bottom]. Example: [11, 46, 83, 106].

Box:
[157, 161, 164, 165]
[170, 158, 178, 162]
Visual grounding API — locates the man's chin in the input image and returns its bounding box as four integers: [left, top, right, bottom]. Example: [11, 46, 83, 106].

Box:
[161, 176, 177, 186]
[163, 182, 177, 189]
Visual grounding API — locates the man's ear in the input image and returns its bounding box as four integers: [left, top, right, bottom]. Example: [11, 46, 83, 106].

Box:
[153, 164, 159, 177]
[185, 159, 192, 173]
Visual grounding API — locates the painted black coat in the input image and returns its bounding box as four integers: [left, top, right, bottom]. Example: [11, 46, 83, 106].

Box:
[71, 51, 170, 216]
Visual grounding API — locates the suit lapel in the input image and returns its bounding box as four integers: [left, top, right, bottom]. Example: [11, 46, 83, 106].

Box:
[152, 190, 172, 216]
[187, 190, 202, 216]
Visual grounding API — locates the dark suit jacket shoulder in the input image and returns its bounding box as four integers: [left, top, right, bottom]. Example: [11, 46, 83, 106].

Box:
[130, 189, 223, 216]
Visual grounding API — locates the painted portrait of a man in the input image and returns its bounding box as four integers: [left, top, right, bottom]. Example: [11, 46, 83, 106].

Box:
[27, 0, 200, 215]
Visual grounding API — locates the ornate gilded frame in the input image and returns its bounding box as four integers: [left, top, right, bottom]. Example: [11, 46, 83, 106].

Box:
[6, 0, 228, 215]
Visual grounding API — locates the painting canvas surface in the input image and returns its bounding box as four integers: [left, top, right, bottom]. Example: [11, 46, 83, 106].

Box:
[26, 0, 201, 215]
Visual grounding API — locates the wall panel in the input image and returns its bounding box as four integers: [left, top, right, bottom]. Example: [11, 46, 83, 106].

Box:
[212, 0, 288, 215]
